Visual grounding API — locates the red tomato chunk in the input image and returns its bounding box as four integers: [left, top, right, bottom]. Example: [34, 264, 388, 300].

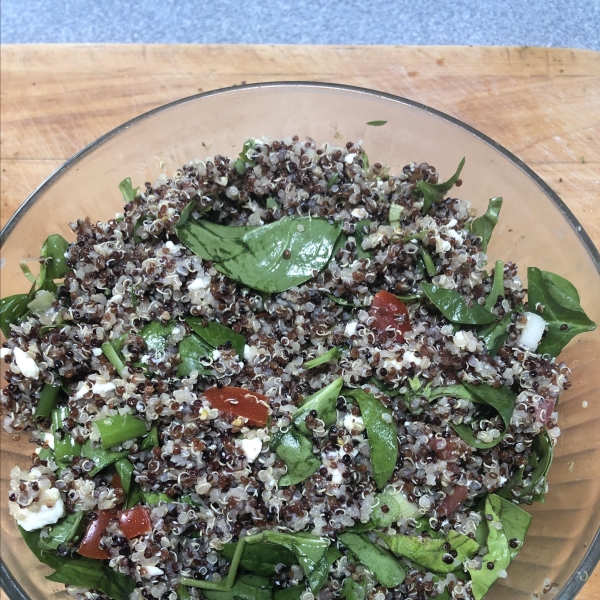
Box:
[204, 386, 269, 426]
[78, 510, 115, 559]
[119, 507, 152, 539]
[370, 290, 411, 342]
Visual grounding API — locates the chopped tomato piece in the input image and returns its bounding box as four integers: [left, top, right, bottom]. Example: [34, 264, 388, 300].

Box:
[204, 386, 269, 426]
[370, 290, 411, 342]
[536, 398, 555, 424]
[78, 510, 115, 559]
[438, 485, 469, 516]
[111, 472, 122, 491]
[118, 506, 152, 539]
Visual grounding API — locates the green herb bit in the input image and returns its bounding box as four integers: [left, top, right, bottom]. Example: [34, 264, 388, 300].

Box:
[339, 533, 405, 588]
[366, 120, 387, 126]
[343, 388, 398, 488]
[52, 407, 82, 465]
[304, 346, 343, 369]
[119, 177, 139, 203]
[115, 458, 135, 495]
[0, 294, 30, 336]
[327, 172, 340, 189]
[417, 158, 465, 214]
[101, 341, 128, 378]
[419, 247, 436, 277]
[93, 413, 148, 449]
[293, 377, 343, 434]
[484, 260, 505, 312]
[34, 383, 61, 419]
[468, 197, 502, 252]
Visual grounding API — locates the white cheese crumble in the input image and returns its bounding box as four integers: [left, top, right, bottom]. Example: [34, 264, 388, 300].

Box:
[140, 566, 165, 578]
[11, 488, 65, 531]
[238, 438, 262, 463]
[44, 432, 55, 450]
[92, 347, 103, 356]
[344, 322, 358, 337]
[517, 312, 546, 351]
[92, 381, 116, 396]
[0, 348, 11, 358]
[344, 414, 365, 433]
[13, 347, 40, 380]
[351, 207, 368, 220]
[188, 273, 211, 292]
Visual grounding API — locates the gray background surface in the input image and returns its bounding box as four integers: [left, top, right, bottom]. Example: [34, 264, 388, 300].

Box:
[2, 0, 599, 50]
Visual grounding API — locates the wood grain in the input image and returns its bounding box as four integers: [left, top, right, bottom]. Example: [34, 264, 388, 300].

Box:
[1, 44, 599, 599]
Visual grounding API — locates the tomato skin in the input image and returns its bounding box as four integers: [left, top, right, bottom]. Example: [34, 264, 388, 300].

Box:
[78, 510, 115, 559]
[204, 386, 269, 426]
[438, 485, 469, 516]
[118, 507, 152, 539]
[370, 290, 411, 342]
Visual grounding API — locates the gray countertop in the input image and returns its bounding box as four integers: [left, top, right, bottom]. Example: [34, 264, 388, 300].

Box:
[2, 0, 599, 50]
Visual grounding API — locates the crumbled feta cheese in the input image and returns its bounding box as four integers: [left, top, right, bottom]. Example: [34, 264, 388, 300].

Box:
[239, 438, 262, 462]
[74, 382, 91, 400]
[92, 347, 103, 356]
[344, 322, 358, 337]
[44, 432, 55, 450]
[92, 381, 116, 396]
[13, 347, 39, 380]
[434, 236, 452, 254]
[188, 273, 211, 292]
[517, 312, 546, 351]
[12, 488, 65, 531]
[344, 414, 365, 433]
[212, 349, 222, 361]
[329, 468, 344, 485]
[140, 566, 164, 578]
[453, 330, 478, 353]
[344, 153, 356, 164]
[0, 348, 11, 358]
[351, 207, 368, 219]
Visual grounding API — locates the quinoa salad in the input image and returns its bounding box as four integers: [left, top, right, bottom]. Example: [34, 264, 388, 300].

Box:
[1, 136, 596, 600]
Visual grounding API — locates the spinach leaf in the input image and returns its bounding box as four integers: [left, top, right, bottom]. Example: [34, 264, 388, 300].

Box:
[18, 526, 135, 600]
[468, 197, 503, 252]
[239, 139, 258, 166]
[124, 482, 143, 509]
[344, 389, 398, 488]
[421, 282, 497, 325]
[449, 381, 516, 449]
[467, 496, 511, 600]
[293, 377, 343, 434]
[527, 267, 596, 356]
[119, 177, 139, 203]
[176, 216, 343, 294]
[379, 530, 478, 573]
[40, 234, 71, 282]
[186, 317, 246, 357]
[366, 120, 387, 126]
[177, 334, 214, 377]
[273, 428, 321, 487]
[202, 574, 272, 600]
[499, 431, 553, 502]
[488, 494, 531, 560]
[353, 219, 373, 260]
[219, 541, 297, 576]
[249, 531, 331, 593]
[417, 158, 465, 214]
[38, 511, 84, 551]
[274, 588, 304, 600]
[484, 261, 505, 312]
[81, 439, 128, 476]
[371, 490, 420, 527]
[141, 321, 176, 354]
[341, 577, 365, 600]
[339, 533, 405, 588]
[478, 308, 522, 357]
[115, 458, 135, 495]
[0, 294, 30, 336]
[47, 560, 137, 600]
[304, 347, 343, 369]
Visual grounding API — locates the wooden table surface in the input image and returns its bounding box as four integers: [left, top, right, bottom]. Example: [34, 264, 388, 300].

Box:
[1, 44, 599, 599]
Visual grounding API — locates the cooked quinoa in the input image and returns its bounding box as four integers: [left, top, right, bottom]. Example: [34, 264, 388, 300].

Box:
[1, 136, 594, 600]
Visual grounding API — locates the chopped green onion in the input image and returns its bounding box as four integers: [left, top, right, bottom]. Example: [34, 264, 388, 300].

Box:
[94, 414, 148, 449]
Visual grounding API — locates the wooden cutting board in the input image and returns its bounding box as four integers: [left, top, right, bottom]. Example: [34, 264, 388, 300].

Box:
[1, 44, 599, 600]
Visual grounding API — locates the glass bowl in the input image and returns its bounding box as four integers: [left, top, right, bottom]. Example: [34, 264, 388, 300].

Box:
[1, 82, 599, 600]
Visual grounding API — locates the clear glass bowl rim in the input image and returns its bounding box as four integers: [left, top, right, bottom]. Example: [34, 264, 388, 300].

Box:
[1, 80, 599, 600]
